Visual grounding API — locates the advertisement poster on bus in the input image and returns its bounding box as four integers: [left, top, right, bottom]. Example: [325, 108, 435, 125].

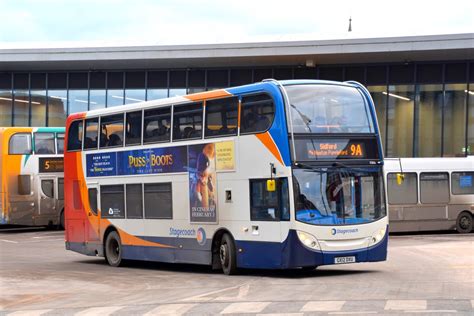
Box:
[188, 143, 217, 223]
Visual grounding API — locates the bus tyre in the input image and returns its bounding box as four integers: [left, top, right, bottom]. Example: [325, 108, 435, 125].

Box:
[456, 212, 473, 234]
[59, 211, 65, 230]
[105, 231, 123, 267]
[220, 234, 237, 275]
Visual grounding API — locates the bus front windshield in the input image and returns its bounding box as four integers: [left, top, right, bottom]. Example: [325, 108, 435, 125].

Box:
[293, 167, 386, 225]
[285, 84, 374, 134]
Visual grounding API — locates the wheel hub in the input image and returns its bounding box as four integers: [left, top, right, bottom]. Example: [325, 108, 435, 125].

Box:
[220, 244, 227, 266]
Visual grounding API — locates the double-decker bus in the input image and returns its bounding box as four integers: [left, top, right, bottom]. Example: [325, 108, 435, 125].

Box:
[64, 79, 387, 274]
[0, 127, 65, 227]
[385, 157, 474, 233]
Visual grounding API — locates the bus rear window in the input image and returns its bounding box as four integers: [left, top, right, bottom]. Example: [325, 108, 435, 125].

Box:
[35, 133, 55, 154]
[67, 120, 83, 151]
[285, 84, 374, 134]
[9, 133, 32, 155]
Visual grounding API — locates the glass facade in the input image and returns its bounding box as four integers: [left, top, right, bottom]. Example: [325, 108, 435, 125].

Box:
[0, 62, 472, 157]
[415, 84, 443, 157]
[386, 85, 415, 157]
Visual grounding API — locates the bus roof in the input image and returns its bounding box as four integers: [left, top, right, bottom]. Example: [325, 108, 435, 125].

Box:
[68, 79, 364, 120]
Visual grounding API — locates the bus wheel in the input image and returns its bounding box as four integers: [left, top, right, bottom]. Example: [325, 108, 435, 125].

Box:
[105, 231, 123, 267]
[58, 210, 65, 230]
[456, 212, 473, 234]
[219, 234, 237, 275]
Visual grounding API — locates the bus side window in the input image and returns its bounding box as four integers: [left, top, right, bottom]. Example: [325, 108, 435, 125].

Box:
[205, 97, 238, 138]
[100, 114, 124, 148]
[67, 120, 83, 151]
[88, 188, 98, 215]
[84, 118, 99, 150]
[125, 111, 142, 146]
[143, 107, 171, 143]
[172, 102, 203, 141]
[41, 179, 54, 198]
[18, 175, 31, 195]
[73, 180, 82, 210]
[249, 178, 289, 221]
[58, 178, 64, 200]
[9, 133, 32, 155]
[387, 173, 418, 204]
[420, 172, 449, 204]
[56, 133, 65, 154]
[126, 184, 143, 218]
[100, 185, 125, 218]
[240, 94, 275, 134]
[144, 183, 172, 219]
[34, 132, 55, 154]
[452, 172, 474, 195]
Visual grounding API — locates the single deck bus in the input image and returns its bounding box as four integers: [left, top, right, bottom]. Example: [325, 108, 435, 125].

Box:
[64, 79, 388, 274]
[385, 157, 474, 233]
[0, 127, 65, 227]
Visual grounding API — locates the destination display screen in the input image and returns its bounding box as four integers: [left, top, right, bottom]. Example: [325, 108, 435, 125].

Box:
[39, 157, 64, 173]
[293, 138, 379, 160]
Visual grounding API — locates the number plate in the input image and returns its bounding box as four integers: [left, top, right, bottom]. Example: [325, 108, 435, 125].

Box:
[334, 256, 356, 264]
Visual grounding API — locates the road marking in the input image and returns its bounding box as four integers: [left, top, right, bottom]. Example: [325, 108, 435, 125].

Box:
[0, 239, 18, 243]
[329, 312, 377, 315]
[8, 310, 51, 316]
[403, 310, 457, 313]
[257, 314, 303, 316]
[301, 301, 345, 312]
[180, 282, 250, 302]
[221, 302, 270, 314]
[74, 306, 125, 316]
[385, 300, 427, 310]
[144, 304, 196, 315]
[215, 283, 250, 301]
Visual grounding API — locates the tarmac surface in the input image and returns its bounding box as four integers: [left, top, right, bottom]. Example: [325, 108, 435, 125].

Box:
[0, 227, 473, 315]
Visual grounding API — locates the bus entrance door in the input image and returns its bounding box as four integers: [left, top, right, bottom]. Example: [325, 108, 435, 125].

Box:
[38, 176, 57, 226]
[85, 183, 101, 245]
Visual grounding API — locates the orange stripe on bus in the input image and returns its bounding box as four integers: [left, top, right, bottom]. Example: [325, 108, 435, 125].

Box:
[255, 132, 284, 166]
[184, 89, 231, 101]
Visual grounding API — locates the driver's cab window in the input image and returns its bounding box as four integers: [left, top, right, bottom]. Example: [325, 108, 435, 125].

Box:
[249, 178, 289, 221]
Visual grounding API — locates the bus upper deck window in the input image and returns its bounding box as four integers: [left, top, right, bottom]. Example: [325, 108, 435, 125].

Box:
[143, 107, 171, 143]
[240, 94, 275, 134]
[125, 111, 142, 146]
[34, 133, 55, 154]
[100, 114, 124, 148]
[84, 118, 99, 150]
[9, 133, 32, 155]
[57, 133, 65, 154]
[205, 97, 238, 138]
[67, 120, 83, 151]
[172, 102, 203, 141]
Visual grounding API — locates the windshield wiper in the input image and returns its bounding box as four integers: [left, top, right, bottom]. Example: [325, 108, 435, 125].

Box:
[294, 162, 326, 172]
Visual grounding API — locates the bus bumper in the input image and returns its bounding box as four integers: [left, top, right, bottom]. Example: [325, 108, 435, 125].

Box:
[235, 229, 388, 269]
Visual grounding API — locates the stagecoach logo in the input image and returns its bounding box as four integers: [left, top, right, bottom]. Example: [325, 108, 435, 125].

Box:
[108, 208, 114, 215]
[331, 228, 359, 235]
[196, 227, 206, 246]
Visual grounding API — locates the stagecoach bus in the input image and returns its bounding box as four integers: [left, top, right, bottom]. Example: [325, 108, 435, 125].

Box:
[64, 79, 388, 274]
[0, 127, 65, 227]
[385, 157, 474, 233]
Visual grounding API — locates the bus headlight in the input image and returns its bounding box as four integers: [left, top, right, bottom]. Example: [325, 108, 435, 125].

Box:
[369, 227, 387, 246]
[297, 231, 321, 251]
